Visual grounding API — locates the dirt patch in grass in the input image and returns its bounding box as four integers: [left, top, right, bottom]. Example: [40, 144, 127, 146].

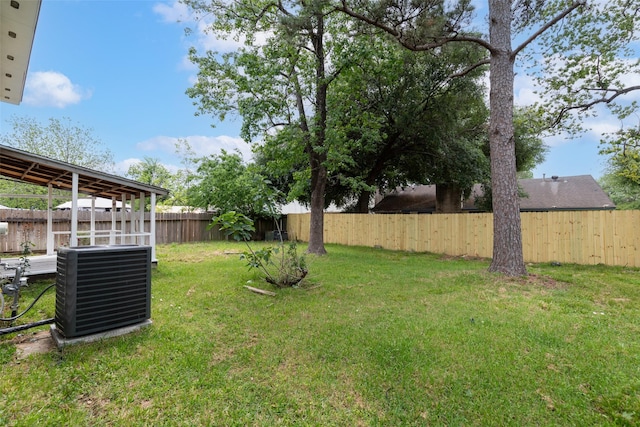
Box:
[479, 271, 568, 292]
[439, 254, 489, 262]
[164, 250, 242, 264]
[502, 273, 568, 290]
[13, 330, 57, 359]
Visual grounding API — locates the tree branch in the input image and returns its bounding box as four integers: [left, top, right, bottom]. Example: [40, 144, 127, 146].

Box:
[551, 85, 640, 128]
[410, 35, 495, 53]
[511, 0, 586, 59]
[449, 58, 490, 79]
[336, 1, 495, 53]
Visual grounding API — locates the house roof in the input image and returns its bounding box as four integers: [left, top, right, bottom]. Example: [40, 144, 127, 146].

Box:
[518, 175, 614, 211]
[55, 197, 129, 210]
[0, 144, 170, 198]
[373, 185, 474, 213]
[372, 175, 615, 213]
[1, 0, 41, 105]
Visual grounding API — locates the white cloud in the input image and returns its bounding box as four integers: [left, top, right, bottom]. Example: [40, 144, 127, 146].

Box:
[153, 0, 271, 54]
[539, 108, 626, 148]
[114, 158, 142, 176]
[542, 132, 573, 148]
[152, 1, 190, 23]
[586, 118, 622, 140]
[23, 71, 91, 108]
[195, 19, 245, 52]
[618, 61, 640, 101]
[153, 0, 241, 52]
[179, 54, 198, 73]
[115, 157, 186, 177]
[514, 73, 540, 106]
[136, 134, 253, 161]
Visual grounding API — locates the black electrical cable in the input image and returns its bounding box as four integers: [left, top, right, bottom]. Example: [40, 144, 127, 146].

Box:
[0, 318, 54, 336]
[0, 283, 55, 322]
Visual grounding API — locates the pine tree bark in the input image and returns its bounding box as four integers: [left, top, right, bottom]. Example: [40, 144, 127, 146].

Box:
[308, 153, 327, 254]
[487, 0, 527, 276]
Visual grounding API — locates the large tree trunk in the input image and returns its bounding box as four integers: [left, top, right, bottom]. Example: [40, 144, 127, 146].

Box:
[435, 183, 463, 213]
[307, 12, 328, 255]
[355, 190, 372, 213]
[308, 153, 327, 254]
[487, 0, 527, 276]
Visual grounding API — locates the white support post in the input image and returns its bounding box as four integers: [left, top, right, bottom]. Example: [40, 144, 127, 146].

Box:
[120, 193, 126, 245]
[46, 184, 54, 255]
[130, 194, 136, 245]
[139, 191, 145, 245]
[110, 197, 117, 245]
[150, 192, 157, 262]
[90, 196, 96, 246]
[71, 173, 79, 247]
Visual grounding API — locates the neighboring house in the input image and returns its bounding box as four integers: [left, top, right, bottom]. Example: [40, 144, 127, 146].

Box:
[517, 175, 615, 211]
[279, 200, 342, 215]
[56, 197, 130, 212]
[155, 205, 206, 214]
[372, 175, 615, 213]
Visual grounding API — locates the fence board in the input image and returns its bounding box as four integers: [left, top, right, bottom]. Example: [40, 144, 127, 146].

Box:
[0, 210, 283, 254]
[287, 210, 640, 267]
[0, 210, 223, 253]
[7, 208, 639, 267]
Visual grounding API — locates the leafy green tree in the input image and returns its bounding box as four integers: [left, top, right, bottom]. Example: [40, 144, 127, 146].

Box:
[184, 0, 363, 255]
[256, 58, 545, 214]
[0, 179, 69, 210]
[512, 108, 548, 175]
[1, 116, 114, 171]
[187, 150, 278, 219]
[251, 32, 491, 214]
[324, 37, 490, 213]
[0, 116, 115, 209]
[599, 167, 640, 210]
[475, 107, 548, 211]
[127, 158, 174, 188]
[337, 0, 640, 275]
[598, 145, 640, 210]
[125, 157, 189, 206]
[252, 128, 307, 207]
[599, 126, 640, 185]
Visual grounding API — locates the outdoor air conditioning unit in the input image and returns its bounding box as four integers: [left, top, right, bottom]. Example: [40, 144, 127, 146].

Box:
[54, 245, 151, 339]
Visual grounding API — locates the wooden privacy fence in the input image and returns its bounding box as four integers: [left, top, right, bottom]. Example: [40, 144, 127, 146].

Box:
[287, 210, 640, 267]
[0, 210, 280, 253]
[0, 210, 223, 253]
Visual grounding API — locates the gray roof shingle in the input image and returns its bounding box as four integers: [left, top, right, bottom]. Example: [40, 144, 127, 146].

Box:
[519, 175, 615, 211]
[372, 175, 615, 213]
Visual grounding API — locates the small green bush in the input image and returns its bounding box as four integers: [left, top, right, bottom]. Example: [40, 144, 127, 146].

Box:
[211, 211, 307, 287]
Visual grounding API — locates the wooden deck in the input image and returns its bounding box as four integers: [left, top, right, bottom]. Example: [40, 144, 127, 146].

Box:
[1, 255, 57, 278]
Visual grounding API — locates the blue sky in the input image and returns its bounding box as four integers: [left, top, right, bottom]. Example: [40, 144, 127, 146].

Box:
[0, 0, 631, 180]
[0, 0, 251, 175]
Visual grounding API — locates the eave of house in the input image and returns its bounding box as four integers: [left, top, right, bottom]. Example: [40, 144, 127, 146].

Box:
[0, 0, 41, 105]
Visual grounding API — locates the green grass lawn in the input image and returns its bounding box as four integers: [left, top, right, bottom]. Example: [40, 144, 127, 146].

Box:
[1, 242, 639, 426]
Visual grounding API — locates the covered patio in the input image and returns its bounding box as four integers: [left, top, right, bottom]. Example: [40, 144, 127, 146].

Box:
[1, 0, 169, 276]
[0, 144, 169, 275]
